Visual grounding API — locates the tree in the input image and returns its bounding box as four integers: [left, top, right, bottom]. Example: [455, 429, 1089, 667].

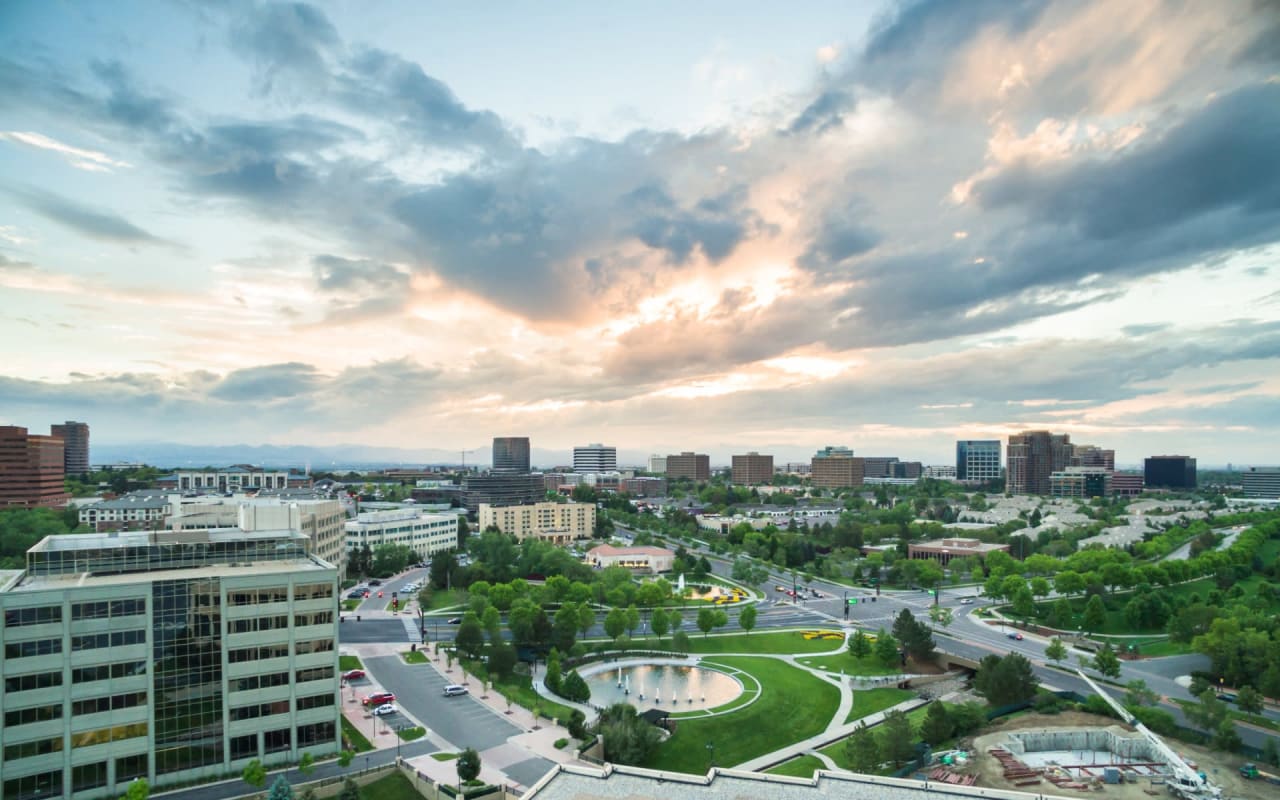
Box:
[1012, 587, 1036, 621]
[881, 710, 915, 766]
[672, 630, 691, 654]
[874, 629, 899, 667]
[604, 607, 626, 643]
[1236, 686, 1264, 718]
[928, 605, 953, 631]
[122, 779, 150, 800]
[1082, 594, 1106, 633]
[298, 752, 315, 777]
[892, 608, 935, 663]
[560, 670, 591, 703]
[920, 700, 953, 746]
[1045, 637, 1067, 665]
[455, 613, 485, 659]
[1124, 679, 1157, 707]
[1054, 570, 1085, 596]
[1212, 719, 1242, 753]
[845, 723, 881, 773]
[242, 759, 267, 790]
[576, 603, 596, 638]
[973, 654, 1038, 706]
[624, 605, 641, 637]
[696, 607, 716, 637]
[487, 643, 517, 679]
[848, 629, 872, 659]
[738, 604, 757, 633]
[651, 608, 670, 641]
[1185, 690, 1229, 731]
[594, 703, 662, 765]
[1262, 665, 1280, 702]
[545, 650, 563, 694]
[553, 604, 580, 654]
[457, 747, 482, 788]
[337, 750, 354, 769]
[712, 608, 729, 634]
[1092, 644, 1122, 679]
[267, 775, 294, 800]
[338, 778, 359, 800]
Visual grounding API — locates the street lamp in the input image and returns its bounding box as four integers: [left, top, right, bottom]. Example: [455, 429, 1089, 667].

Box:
[706, 740, 715, 769]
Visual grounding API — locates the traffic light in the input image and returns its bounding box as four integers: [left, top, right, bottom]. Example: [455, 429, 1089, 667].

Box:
[847, 598, 858, 605]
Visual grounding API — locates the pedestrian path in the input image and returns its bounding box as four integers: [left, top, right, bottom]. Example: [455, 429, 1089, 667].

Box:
[733, 696, 928, 771]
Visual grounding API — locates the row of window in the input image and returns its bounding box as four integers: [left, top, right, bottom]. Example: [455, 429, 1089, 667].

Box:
[73, 598, 146, 620]
[230, 699, 290, 721]
[295, 638, 334, 655]
[5, 671, 61, 693]
[229, 643, 290, 663]
[70, 721, 148, 748]
[228, 611, 334, 634]
[295, 611, 334, 627]
[229, 588, 289, 606]
[73, 691, 147, 716]
[3, 607, 61, 628]
[294, 583, 334, 600]
[296, 666, 334, 684]
[4, 736, 62, 761]
[296, 692, 335, 711]
[4, 703, 61, 727]
[72, 660, 147, 684]
[4, 638, 61, 659]
[72, 628, 146, 651]
[233, 671, 290, 692]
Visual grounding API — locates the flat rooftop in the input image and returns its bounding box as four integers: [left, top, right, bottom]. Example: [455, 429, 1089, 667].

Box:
[7, 555, 334, 593]
[31, 528, 306, 552]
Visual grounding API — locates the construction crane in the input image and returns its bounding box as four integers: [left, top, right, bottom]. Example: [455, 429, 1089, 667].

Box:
[459, 447, 480, 472]
[1074, 670, 1222, 800]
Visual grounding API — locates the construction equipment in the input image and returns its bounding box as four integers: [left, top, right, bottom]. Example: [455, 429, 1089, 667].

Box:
[1075, 670, 1221, 800]
[1240, 762, 1280, 785]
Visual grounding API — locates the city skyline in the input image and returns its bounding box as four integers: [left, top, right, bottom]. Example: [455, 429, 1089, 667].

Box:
[2, 1, 1279, 464]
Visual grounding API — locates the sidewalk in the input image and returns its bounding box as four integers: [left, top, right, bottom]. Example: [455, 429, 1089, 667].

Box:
[733, 696, 929, 771]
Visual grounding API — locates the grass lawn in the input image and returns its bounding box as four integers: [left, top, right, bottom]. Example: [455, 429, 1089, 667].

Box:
[401, 650, 428, 664]
[459, 659, 577, 724]
[796, 652, 899, 677]
[766, 754, 826, 778]
[645, 656, 839, 773]
[354, 770, 421, 800]
[818, 702, 933, 773]
[421, 588, 465, 611]
[340, 716, 374, 753]
[1105, 636, 1192, 658]
[431, 752, 460, 761]
[342, 599, 361, 612]
[397, 726, 426, 741]
[339, 655, 364, 671]
[845, 687, 916, 723]
[682, 630, 846, 655]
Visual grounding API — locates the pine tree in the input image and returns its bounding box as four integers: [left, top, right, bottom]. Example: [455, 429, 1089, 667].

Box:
[920, 700, 953, 745]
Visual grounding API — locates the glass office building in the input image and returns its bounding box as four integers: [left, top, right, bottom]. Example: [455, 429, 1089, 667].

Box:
[0, 529, 340, 800]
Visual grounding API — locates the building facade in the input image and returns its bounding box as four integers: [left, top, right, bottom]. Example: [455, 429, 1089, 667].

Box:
[463, 473, 546, 515]
[811, 447, 865, 490]
[477, 502, 595, 544]
[1007, 431, 1074, 495]
[49, 422, 90, 477]
[0, 529, 340, 800]
[78, 493, 173, 532]
[955, 440, 1001, 483]
[1049, 467, 1113, 499]
[584, 545, 674, 574]
[647, 455, 667, 474]
[730, 453, 773, 485]
[907, 537, 1011, 565]
[159, 469, 311, 493]
[572, 444, 617, 473]
[1144, 456, 1197, 490]
[492, 437, 531, 473]
[0, 426, 69, 509]
[665, 452, 710, 482]
[621, 477, 667, 497]
[1110, 473, 1145, 497]
[1073, 445, 1116, 471]
[1242, 467, 1280, 499]
[860, 457, 899, 479]
[164, 498, 347, 579]
[343, 509, 459, 558]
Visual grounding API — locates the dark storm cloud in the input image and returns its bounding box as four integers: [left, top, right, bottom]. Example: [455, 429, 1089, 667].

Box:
[8, 186, 171, 246]
[208, 362, 321, 402]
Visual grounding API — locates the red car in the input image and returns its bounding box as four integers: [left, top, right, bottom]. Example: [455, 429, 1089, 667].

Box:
[363, 691, 395, 706]
[342, 669, 366, 681]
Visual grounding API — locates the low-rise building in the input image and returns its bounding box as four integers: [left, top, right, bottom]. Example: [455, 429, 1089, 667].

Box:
[0, 528, 340, 799]
[157, 467, 312, 493]
[584, 544, 674, 574]
[907, 537, 1010, 565]
[343, 508, 459, 558]
[477, 501, 594, 545]
[78, 492, 174, 532]
[166, 497, 347, 578]
[1109, 472, 1145, 497]
[621, 477, 667, 497]
[1242, 466, 1280, 499]
[1049, 467, 1113, 499]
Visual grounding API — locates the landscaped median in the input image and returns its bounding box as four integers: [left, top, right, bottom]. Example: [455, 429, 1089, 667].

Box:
[643, 655, 840, 773]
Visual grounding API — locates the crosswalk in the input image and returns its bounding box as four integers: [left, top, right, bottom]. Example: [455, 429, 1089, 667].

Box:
[401, 616, 423, 643]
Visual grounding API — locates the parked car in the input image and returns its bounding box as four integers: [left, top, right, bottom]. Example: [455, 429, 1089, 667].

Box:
[371, 703, 397, 716]
[363, 691, 395, 706]
[346, 590, 366, 600]
[775, 585, 786, 592]
[442, 684, 469, 697]
[1007, 632, 1023, 641]
[342, 669, 366, 681]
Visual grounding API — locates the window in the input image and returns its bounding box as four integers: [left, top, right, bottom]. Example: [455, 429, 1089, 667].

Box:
[295, 610, 333, 627]
[72, 762, 108, 792]
[73, 692, 147, 716]
[4, 606, 61, 627]
[295, 638, 334, 655]
[297, 692, 335, 711]
[71, 722, 147, 748]
[230, 733, 258, 760]
[4, 704, 62, 727]
[72, 661, 146, 684]
[110, 598, 146, 616]
[72, 601, 110, 620]
[232, 671, 290, 692]
[2, 770, 62, 800]
[4, 671, 62, 692]
[263, 727, 291, 754]
[295, 583, 333, 600]
[296, 721, 336, 748]
[72, 629, 146, 651]
[230, 700, 289, 721]
[4, 638, 62, 658]
[296, 665, 334, 684]
[116, 754, 148, 783]
[4, 737, 63, 760]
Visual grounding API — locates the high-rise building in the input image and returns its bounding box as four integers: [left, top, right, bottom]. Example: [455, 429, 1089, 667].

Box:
[665, 452, 710, 481]
[0, 529, 340, 799]
[1050, 467, 1112, 498]
[572, 444, 617, 473]
[0, 426, 69, 509]
[492, 437, 531, 473]
[647, 455, 667, 474]
[893, 461, 923, 479]
[50, 421, 90, 477]
[731, 452, 774, 485]
[811, 446, 865, 489]
[1007, 431, 1074, 495]
[1073, 445, 1115, 471]
[1144, 456, 1197, 489]
[1241, 466, 1280, 499]
[463, 472, 545, 514]
[956, 440, 1001, 483]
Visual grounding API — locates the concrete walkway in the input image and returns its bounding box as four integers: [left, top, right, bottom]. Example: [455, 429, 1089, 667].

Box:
[733, 696, 929, 772]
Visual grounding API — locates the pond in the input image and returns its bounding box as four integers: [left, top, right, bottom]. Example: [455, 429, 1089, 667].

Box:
[583, 663, 742, 713]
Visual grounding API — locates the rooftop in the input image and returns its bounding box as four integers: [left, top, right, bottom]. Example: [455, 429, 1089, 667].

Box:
[587, 544, 674, 557]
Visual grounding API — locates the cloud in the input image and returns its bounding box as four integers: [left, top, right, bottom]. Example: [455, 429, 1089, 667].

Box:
[7, 186, 172, 246]
[311, 254, 411, 319]
[229, 0, 341, 94]
[624, 183, 764, 264]
[0, 130, 131, 172]
[208, 362, 322, 402]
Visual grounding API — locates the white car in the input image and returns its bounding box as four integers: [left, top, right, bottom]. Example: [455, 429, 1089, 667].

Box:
[371, 703, 397, 716]
[959, 598, 974, 604]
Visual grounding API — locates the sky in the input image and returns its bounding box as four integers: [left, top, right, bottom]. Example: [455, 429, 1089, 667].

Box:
[1, 0, 1278, 467]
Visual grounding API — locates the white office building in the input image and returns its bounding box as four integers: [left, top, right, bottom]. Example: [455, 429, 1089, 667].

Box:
[0, 529, 340, 800]
[573, 444, 617, 473]
[647, 455, 667, 474]
[166, 497, 346, 579]
[343, 509, 459, 558]
[1242, 466, 1280, 499]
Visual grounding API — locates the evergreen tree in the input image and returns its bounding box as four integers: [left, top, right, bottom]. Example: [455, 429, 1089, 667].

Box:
[973, 654, 1038, 706]
[845, 724, 880, 773]
[920, 700, 953, 745]
[266, 775, 294, 800]
[1083, 594, 1106, 633]
[457, 747, 482, 786]
[881, 710, 916, 766]
[848, 629, 872, 659]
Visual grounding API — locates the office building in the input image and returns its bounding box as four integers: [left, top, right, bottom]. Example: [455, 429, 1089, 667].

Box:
[157, 468, 311, 493]
[584, 544, 674, 574]
[50, 422, 90, 477]
[1144, 456, 1197, 490]
[1110, 473, 1145, 497]
[892, 461, 922, 479]
[665, 452, 710, 482]
[907, 537, 1011, 566]
[1242, 466, 1280, 499]
[167, 497, 347, 579]
[923, 464, 957, 480]
[1073, 445, 1115, 471]
[0, 426, 69, 509]
[1050, 467, 1113, 499]
[1007, 431, 1074, 495]
[647, 455, 667, 474]
[477, 502, 595, 545]
[731, 453, 773, 485]
[79, 492, 173, 532]
[955, 440, 1001, 483]
[621, 477, 667, 497]
[572, 444, 617, 473]
[463, 473, 545, 515]
[861, 457, 899, 479]
[344, 508, 459, 557]
[0, 529, 339, 799]
[810, 446, 865, 490]
[492, 437, 531, 473]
